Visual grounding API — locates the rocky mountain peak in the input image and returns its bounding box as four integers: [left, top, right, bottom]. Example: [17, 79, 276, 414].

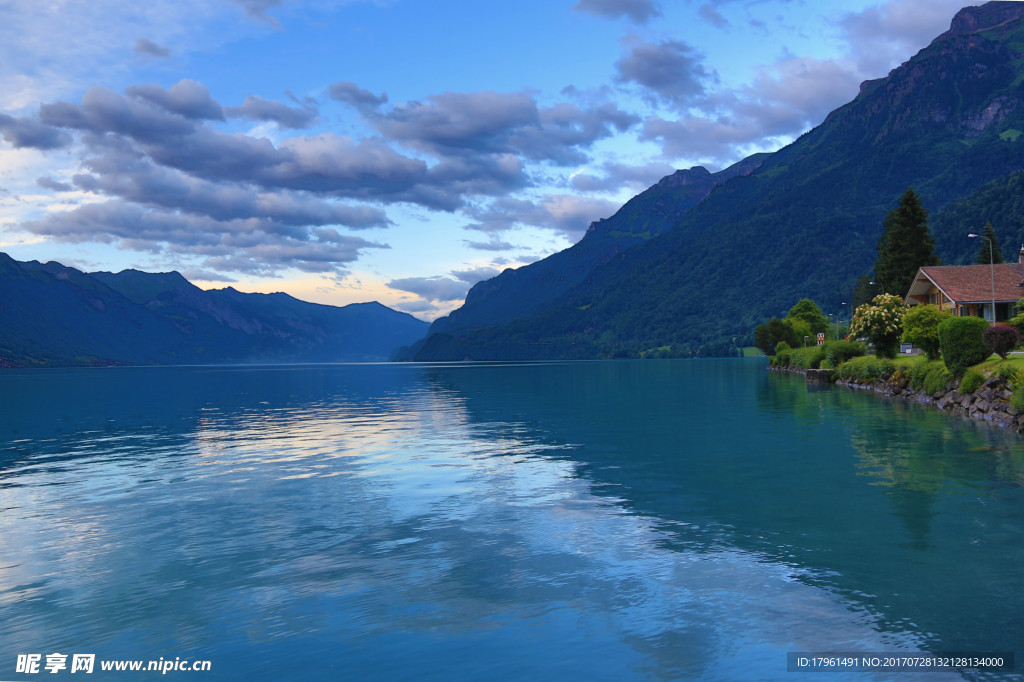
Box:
[947, 1, 1024, 37]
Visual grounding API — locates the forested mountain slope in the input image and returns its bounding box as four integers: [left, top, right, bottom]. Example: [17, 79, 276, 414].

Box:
[412, 1, 1024, 360]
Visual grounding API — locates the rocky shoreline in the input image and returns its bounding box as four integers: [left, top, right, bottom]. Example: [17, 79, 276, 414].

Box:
[771, 365, 1024, 433]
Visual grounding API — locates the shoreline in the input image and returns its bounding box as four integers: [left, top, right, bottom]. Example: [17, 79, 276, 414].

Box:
[770, 364, 1024, 433]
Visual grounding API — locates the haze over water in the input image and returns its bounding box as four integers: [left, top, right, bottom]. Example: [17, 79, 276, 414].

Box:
[1, 360, 1021, 680]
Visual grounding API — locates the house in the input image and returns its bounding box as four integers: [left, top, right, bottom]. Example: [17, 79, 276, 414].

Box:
[903, 246, 1024, 323]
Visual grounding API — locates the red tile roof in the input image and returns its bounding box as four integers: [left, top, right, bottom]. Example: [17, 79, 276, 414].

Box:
[916, 264, 1024, 303]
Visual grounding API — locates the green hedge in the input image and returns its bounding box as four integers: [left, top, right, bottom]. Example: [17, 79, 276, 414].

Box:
[939, 317, 991, 375]
[825, 340, 865, 367]
[836, 355, 897, 381]
[789, 345, 827, 370]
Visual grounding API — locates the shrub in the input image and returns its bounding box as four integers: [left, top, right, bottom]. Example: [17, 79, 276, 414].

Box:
[825, 340, 865, 367]
[923, 363, 954, 395]
[907, 358, 932, 391]
[849, 294, 905, 359]
[998, 363, 1020, 384]
[1012, 385, 1024, 413]
[959, 370, 984, 394]
[835, 355, 896, 382]
[901, 304, 950, 360]
[983, 325, 1020, 360]
[939, 316, 991, 375]
[789, 345, 827, 370]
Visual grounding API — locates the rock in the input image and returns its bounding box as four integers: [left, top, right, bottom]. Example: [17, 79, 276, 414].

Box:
[806, 369, 834, 383]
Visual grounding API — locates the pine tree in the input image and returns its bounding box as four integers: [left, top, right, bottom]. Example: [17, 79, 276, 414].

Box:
[874, 188, 939, 297]
[852, 274, 881, 309]
[975, 221, 1004, 264]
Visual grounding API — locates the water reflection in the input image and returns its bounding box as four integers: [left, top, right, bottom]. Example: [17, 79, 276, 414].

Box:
[0, 362, 1018, 680]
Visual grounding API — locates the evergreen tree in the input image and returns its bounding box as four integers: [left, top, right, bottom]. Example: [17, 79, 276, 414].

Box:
[852, 274, 881, 309]
[975, 221, 1004, 264]
[874, 188, 939, 297]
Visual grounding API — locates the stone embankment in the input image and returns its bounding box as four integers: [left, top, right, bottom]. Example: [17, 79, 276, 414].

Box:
[772, 365, 1024, 432]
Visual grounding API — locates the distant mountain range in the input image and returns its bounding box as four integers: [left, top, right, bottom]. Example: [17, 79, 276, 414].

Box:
[405, 1, 1024, 360]
[0, 253, 427, 367]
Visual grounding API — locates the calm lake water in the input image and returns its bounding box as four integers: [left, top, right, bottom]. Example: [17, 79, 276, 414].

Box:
[1, 359, 1022, 680]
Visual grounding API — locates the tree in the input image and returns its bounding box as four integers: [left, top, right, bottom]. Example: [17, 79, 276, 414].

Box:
[849, 293, 905, 359]
[975, 221, 1005, 264]
[983, 326, 1018, 360]
[852, 274, 882, 309]
[874, 188, 939, 297]
[901, 304, 950, 360]
[786, 299, 829, 335]
[753, 318, 800, 355]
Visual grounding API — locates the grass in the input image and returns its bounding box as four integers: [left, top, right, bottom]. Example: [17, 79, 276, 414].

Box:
[742, 346, 764, 357]
[973, 354, 1024, 376]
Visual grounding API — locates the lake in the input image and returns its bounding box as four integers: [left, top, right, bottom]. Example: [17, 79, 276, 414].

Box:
[0, 359, 1022, 680]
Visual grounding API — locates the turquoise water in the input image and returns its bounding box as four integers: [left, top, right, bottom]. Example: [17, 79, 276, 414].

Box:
[0, 359, 1022, 680]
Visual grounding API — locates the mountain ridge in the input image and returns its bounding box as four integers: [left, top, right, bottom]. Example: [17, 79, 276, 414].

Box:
[0, 254, 428, 367]
[409, 1, 1024, 360]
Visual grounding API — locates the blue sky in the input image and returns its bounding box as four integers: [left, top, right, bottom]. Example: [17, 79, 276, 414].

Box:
[0, 0, 972, 319]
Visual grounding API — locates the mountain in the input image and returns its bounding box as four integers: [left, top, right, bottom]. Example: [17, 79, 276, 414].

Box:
[426, 153, 768, 339]
[409, 1, 1024, 361]
[0, 253, 428, 367]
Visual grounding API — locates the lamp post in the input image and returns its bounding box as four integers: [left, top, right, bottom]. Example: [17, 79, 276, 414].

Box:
[968, 232, 996, 326]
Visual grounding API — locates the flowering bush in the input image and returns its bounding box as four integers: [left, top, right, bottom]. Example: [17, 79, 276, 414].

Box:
[849, 293, 905, 359]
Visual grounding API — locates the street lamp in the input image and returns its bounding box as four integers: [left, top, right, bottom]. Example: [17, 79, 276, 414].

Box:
[968, 232, 996, 326]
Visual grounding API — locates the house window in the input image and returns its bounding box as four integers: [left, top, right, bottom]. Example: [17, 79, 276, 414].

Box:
[997, 302, 1010, 322]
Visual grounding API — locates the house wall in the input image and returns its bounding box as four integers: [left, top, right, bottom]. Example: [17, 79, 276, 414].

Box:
[909, 284, 1012, 321]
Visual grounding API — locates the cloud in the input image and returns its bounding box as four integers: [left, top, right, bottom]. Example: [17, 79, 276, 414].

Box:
[23, 200, 387, 275]
[37, 87, 431, 203]
[464, 238, 516, 251]
[572, 0, 661, 24]
[229, 0, 284, 28]
[625, 0, 966, 165]
[570, 160, 675, 192]
[125, 80, 225, 121]
[698, 4, 729, 28]
[134, 38, 171, 59]
[71, 153, 390, 229]
[226, 95, 318, 129]
[36, 177, 73, 192]
[14, 76, 645, 279]
[386, 276, 470, 303]
[840, 0, 968, 77]
[464, 194, 620, 241]
[0, 114, 72, 150]
[615, 38, 716, 107]
[366, 90, 638, 165]
[328, 81, 389, 112]
[451, 266, 501, 284]
[392, 298, 439, 314]
[640, 52, 865, 163]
